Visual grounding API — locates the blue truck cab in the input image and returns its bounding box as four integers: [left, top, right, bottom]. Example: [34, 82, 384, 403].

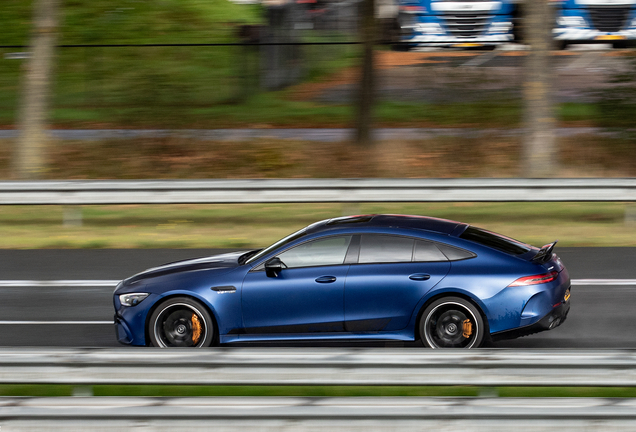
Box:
[554, 0, 636, 48]
[397, 0, 517, 48]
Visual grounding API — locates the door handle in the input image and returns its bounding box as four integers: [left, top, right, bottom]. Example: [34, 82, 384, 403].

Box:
[315, 276, 337, 283]
[409, 274, 431, 281]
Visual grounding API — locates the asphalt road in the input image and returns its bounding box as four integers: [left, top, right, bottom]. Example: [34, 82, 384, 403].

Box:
[0, 247, 634, 348]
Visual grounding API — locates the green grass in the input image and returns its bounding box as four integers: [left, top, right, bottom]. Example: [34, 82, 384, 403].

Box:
[558, 103, 600, 123]
[2, 384, 636, 398]
[0, 202, 633, 249]
[0, 0, 265, 126]
[376, 100, 522, 127]
[2, 1, 625, 129]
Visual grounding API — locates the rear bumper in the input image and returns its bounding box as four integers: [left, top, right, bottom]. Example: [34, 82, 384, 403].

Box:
[491, 297, 570, 341]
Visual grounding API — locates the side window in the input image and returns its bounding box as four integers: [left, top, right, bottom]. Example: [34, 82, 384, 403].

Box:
[414, 240, 448, 262]
[436, 243, 477, 261]
[277, 236, 352, 269]
[359, 235, 414, 264]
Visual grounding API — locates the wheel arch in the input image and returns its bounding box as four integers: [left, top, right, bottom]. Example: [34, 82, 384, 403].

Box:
[144, 292, 220, 346]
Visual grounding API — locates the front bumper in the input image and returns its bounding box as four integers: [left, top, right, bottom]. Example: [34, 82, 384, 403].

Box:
[554, 28, 636, 42]
[406, 34, 512, 47]
[113, 293, 156, 346]
[114, 314, 134, 345]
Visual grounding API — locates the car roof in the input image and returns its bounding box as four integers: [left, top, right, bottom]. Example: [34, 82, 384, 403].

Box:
[311, 214, 465, 236]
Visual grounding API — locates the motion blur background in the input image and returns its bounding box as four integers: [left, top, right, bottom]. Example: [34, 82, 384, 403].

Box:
[1, 0, 635, 249]
[1, 3, 636, 429]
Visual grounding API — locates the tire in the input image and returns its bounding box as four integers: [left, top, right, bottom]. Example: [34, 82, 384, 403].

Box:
[554, 40, 568, 51]
[420, 296, 485, 349]
[148, 296, 215, 348]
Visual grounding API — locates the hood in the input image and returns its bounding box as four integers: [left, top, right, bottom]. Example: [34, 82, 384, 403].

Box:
[122, 251, 248, 286]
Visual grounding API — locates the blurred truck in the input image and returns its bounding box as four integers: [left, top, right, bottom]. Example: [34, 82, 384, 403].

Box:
[394, 0, 518, 49]
[553, 0, 636, 49]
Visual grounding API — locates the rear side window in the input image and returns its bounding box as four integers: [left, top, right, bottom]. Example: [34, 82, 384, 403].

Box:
[460, 226, 530, 256]
[359, 235, 414, 264]
[414, 240, 448, 262]
[436, 243, 476, 261]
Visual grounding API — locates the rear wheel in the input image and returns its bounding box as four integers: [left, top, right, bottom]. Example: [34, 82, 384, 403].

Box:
[420, 296, 484, 349]
[148, 297, 214, 347]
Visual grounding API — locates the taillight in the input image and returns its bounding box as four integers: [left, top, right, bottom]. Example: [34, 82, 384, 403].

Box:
[508, 271, 559, 287]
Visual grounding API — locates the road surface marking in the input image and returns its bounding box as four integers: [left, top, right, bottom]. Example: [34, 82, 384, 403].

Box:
[0, 321, 112, 325]
[0, 280, 120, 287]
[0, 280, 633, 325]
[571, 279, 636, 286]
[0, 279, 634, 288]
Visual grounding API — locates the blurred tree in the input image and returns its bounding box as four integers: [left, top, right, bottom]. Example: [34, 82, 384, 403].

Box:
[14, 0, 59, 179]
[355, 0, 375, 146]
[595, 56, 636, 128]
[522, 0, 557, 177]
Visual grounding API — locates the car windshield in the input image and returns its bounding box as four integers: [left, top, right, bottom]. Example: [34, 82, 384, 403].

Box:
[460, 226, 531, 256]
[244, 226, 311, 265]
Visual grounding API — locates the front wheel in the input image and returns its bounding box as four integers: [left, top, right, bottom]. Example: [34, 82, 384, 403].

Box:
[148, 297, 215, 347]
[420, 296, 485, 349]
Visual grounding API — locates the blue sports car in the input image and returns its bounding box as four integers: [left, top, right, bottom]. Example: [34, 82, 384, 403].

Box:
[113, 214, 571, 349]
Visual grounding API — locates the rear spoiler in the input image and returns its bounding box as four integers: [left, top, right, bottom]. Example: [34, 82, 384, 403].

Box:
[531, 240, 558, 264]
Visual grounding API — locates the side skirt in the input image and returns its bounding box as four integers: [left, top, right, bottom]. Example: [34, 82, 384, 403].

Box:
[220, 331, 414, 344]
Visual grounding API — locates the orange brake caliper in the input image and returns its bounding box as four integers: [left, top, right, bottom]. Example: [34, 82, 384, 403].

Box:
[462, 319, 473, 338]
[191, 314, 202, 344]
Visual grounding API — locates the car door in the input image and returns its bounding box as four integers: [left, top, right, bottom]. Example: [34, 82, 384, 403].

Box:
[344, 234, 451, 332]
[241, 235, 352, 334]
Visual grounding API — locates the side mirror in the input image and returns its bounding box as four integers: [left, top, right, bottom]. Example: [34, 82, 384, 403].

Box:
[265, 257, 285, 278]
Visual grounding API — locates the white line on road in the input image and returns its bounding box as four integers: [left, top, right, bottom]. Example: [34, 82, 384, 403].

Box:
[0, 279, 634, 288]
[0, 321, 112, 325]
[0, 280, 120, 287]
[571, 279, 636, 286]
[0, 279, 632, 326]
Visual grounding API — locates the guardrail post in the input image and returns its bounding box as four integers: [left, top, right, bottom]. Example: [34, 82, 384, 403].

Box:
[63, 206, 82, 227]
[72, 386, 93, 397]
[341, 202, 360, 216]
[627, 204, 636, 225]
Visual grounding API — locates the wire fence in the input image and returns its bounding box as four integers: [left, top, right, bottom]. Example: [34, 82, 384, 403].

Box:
[2, 0, 636, 144]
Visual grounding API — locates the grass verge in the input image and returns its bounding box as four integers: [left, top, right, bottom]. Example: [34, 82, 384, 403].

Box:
[1, 134, 635, 179]
[2, 384, 636, 398]
[0, 202, 633, 249]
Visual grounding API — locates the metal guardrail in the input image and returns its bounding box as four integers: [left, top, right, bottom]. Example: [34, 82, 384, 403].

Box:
[2, 348, 636, 386]
[1, 396, 636, 430]
[0, 178, 635, 204]
[3, 349, 636, 430]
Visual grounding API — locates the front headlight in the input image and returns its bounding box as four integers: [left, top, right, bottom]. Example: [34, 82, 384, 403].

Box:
[557, 16, 587, 28]
[119, 293, 150, 307]
[490, 21, 513, 33]
[416, 23, 443, 34]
